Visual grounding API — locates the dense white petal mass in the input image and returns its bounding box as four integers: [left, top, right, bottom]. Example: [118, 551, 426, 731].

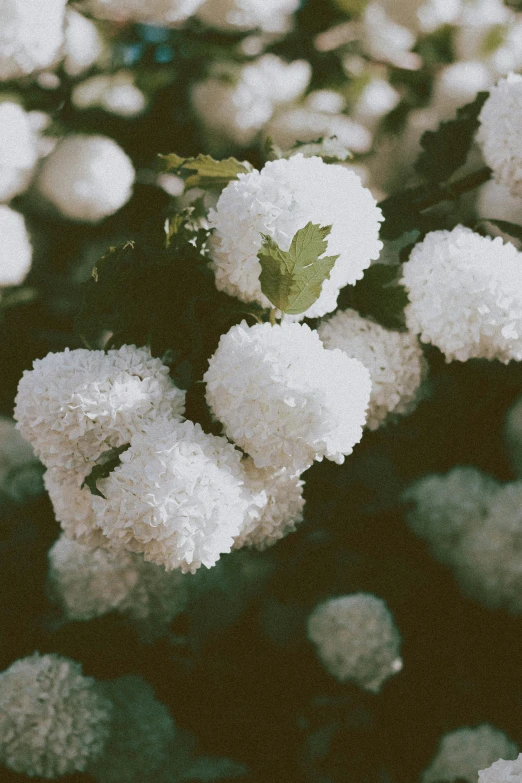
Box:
[307, 593, 403, 692]
[422, 725, 519, 783]
[0, 416, 41, 502]
[196, 0, 299, 32]
[82, 0, 205, 25]
[63, 10, 105, 77]
[204, 321, 372, 473]
[479, 753, 522, 783]
[0, 205, 32, 288]
[477, 74, 522, 197]
[402, 225, 522, 362]
[92, 418, 259, 573]
[14, 344, 185, 471]
[0, 653, 112, 778]
[318, 309, 427, 430]
[0, 0, 66, 81]
[234, 457, 305, 550]
[36, 135, 135, 223]
[44, 467, 108, 548]
[209, 155, 383, 319]
[0, 102, 39, 203]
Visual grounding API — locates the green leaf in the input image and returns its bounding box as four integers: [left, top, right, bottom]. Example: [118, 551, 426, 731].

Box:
[477, 218, 522, 243]
[258, 222, 339, 315]
[81, 444, 130, 498]
[415, 92, 489, 183]
[159, 153, 251, 190]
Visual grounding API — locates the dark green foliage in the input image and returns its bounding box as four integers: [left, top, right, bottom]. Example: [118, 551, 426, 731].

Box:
[81, 444, 131, 498]
[337, 264, 409, 330]
[476, 218, 522, 244]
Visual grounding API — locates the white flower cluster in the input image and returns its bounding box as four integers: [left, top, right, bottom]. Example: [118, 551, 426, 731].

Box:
[318, 309, 427, 430]
[0, 653, 112, 778]
[477, 73, 522, 198]
[0, 205, 32, 288]
[196, 0, 299, 33]
[0, 416, 42, 503]
[0, 102, 38, 203]
[402, 226, 522, 363]
[204, 321, 371, 473]
[72, 72, 147, 118]
[62, 9, 105, 78]
[307, 593, 403, 693]
[0, 0, 66, 81]
[422, 725, 519, 783]
[36, 134, 135, 223]
[208, 155, 383, 319]
[82, 0, 205, 25]
[479, 753, 522, 783]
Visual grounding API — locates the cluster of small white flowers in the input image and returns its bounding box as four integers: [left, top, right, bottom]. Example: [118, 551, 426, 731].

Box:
[62, 9, 105, 78]
[196, 0, 299, 33]
[208, 155, 383, 318]
[318, 309, 427, 430]
[307, 593, 403, 693]
[0, 416, 42, 503]
[72, 71, 148, 118]
[204, 321, 372, 473]
[35, 134, 135, 223]
[43, 466, 109, 548]
[82, 0, 205, 26]
[402, 226, 522, 363]
[0, 0, 66, 81]
[0, 205, 32, 288]
[478, 74, 522, 198]
[0, 102, 39, 203]
[0, 653, 112, 778]
[479, 753, 522, 783]
[422, 725, 519, 783]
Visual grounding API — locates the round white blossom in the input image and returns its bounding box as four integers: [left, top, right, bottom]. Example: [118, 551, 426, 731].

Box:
[477, 74, 522, 198]
[72, 71, 147, 117]
[0, 102, 39, 202]
[266, 107, 372, 156]
[479, 753, 522, 783]
[196, 0, 299, 32]
[0, 205, 32, 287]
[0, 0, 66, 81]
[402, 225, 522, 363]
[422, 725, 519, 783]
[352, 78, 401, 130]
[234, 457, 305, 550]
[0, 653, 112, 778]
[63, 9, 105, 77]
[204, 321, 372, 473]
[318, 309, 427, 430]
[14, 344, 185, 471]
[82, 0, 205, 25]
[209, 155, 383, 319]
[92, 417, 260, 573]
[307, 593, 403, 693]
[0, 416, 42, 502]
[36, 134, 135, 223]
[504, 394, 522, 476]
[44, 466, 108, 548]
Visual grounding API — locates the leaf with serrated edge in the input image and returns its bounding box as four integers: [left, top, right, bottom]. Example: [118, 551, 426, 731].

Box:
[159, 153, 250, 190]
[258, 222, 339, 315]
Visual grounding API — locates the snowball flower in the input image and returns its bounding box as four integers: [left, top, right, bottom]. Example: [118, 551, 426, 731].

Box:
[36, 134, 135, 223]
[477, 74, 522, 198]
[0, 653, 112, 778]
[92, 417, 260, 573]
[72, 72, 147, 117]
[0, 0, 66, 81]
[196, 0, 299, 33]
[318, 309, 427, 430]
[0, 102, 39, 202]
[0, 205, 32, 287]
[205, 321, 372, 473]
[307, 593, 403, 692]
[82, 0, 205, 25]
[15, 344, 185, 471]
[63, 9, 105, 77]
[44, 467, 108, 548]
[402, 225, 522, 363]
[209, 155, 383, 319]
[422, 725, 519, 783]
[480, 753, 522, 783]
[0, 416, 41, 502]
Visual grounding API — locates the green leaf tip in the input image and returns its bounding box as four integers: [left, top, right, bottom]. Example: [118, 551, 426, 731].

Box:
[159, 153, 252, 190]
[258, 222, 339, 315]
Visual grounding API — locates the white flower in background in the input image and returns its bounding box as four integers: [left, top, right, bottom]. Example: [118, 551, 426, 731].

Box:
[196, 0, 299, 33]
[361, 4, 416, 68]
[191, 55, 311, 149]
[92, 418, 260, 573]
[266, 106, 372, 156]
[0, 416, 41, 503]
[82, 0, 205, 25]
[454, 0, 522, 77]
[0, 102, 39, 202]
[477, 179, 522, 224]
[235, 457, 305, 550]
[0, 0, 66, 81]
[402, 226, 522, 363]
[209, 155, 383, 318]
[318, 309, 427, 430]
[36, 134, 135, 223]
[204, 321, 371, 473]
[63, 9, 105, 77]
[431, 61, 492, 121]
[44, 467, 108, 549]
[381, 0, 462, 33]
[305, 90, 346, 114]
[422, 725, 519, 783]
[0, 206, 32, 288]
[479, 753, 522, 783]
[14, 344, 185, 470]
[307, 593, 403, 693]
[352, 78, 401, 131]
[0, 653, 112, 778]
[477, 74, 522, 197]
[72, 72, 148, 118]
[504, 394, 522, 476]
